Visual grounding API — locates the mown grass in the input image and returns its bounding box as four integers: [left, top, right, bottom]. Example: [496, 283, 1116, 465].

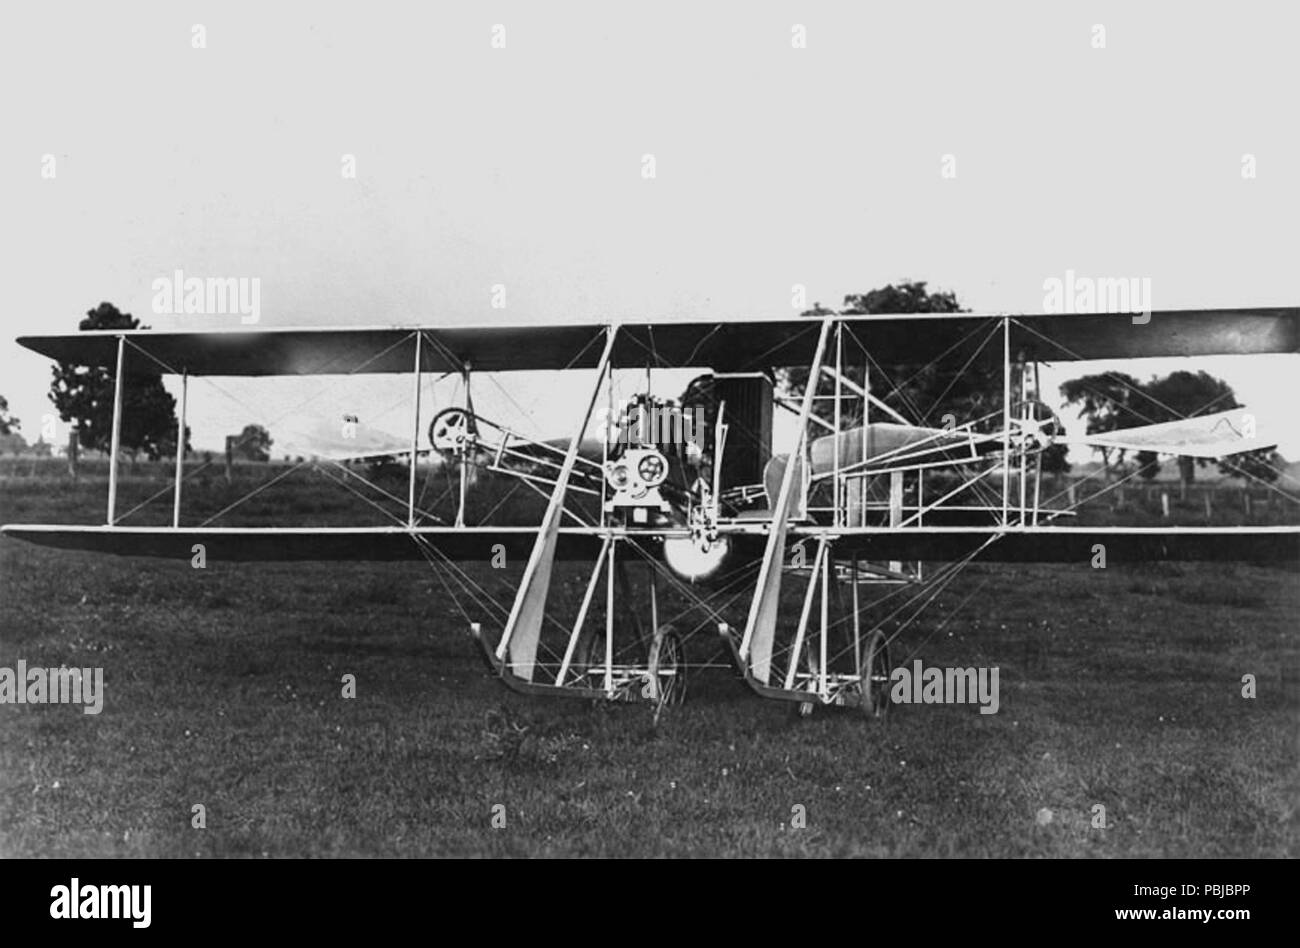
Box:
[0, 472, 1297, 857]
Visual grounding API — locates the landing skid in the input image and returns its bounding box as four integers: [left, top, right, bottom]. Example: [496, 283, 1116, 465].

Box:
[472, 622, 610, 701]
[472, 621, 686, 716]
[720, 622, 890, 716]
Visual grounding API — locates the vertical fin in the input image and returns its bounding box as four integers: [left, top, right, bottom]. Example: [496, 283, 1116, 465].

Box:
[498, 327, 618, 682]
[740, 319, 832, 684]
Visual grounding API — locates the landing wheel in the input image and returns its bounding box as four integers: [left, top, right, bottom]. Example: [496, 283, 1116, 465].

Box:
[646, 624, 686, 716]
[859, 629, 890, 719]
[573, 630, 608, 687]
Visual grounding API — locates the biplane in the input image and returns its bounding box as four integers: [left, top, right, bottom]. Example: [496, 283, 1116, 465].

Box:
[4, 308, 1298, 722]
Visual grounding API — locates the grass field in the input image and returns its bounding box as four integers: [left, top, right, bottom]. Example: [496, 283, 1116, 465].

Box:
[1, 469, 1297, 857]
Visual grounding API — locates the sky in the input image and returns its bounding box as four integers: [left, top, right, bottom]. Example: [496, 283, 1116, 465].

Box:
[1, 1, 1296, 460]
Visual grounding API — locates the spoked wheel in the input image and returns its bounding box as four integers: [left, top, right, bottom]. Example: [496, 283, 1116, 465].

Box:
[1012, 400, 1063, 453]
[572, 630, 608, 690]
[859, 629, 891, 719]
[646, 624, 686, 723]
[428, 407, 476, 453]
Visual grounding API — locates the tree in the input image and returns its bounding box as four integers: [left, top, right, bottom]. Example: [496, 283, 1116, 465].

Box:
[790, 282, 1003, 430]
[1060, 372, 1146, 474]
[1135, 450, 1160, 480]
[0, 431, 27, 456]
[841, 283, 998, 428]
[1039, 441, 1071, 476]
[1141, 371, 1237, 487]
[842, 283, 963, 316]
[48, 302, 180, 461]
[0, 395, 18, 435]
[1219, 448, 1282, 483]
[230, 424, 273, 461]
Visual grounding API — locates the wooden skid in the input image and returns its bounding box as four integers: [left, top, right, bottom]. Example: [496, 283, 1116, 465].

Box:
[471, 623, 617, 701]
[719, 623, 867, 708]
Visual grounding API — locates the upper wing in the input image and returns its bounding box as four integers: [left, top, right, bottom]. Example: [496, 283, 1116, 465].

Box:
[16, 307, 1299, 375]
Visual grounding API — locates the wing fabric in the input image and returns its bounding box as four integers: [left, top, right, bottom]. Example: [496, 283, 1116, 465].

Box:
[277, 416, 411, 461]
[16, 307, 1299, 375]
[1076, 408, 1272, 460]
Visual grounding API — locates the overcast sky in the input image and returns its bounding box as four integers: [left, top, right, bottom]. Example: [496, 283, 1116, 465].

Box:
[1, 1, 1296, 461]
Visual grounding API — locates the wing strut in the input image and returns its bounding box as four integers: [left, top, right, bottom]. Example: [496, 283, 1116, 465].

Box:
[494, 325, 618, 681]
[106, 334, 126, 525]
[407, 331, 423, 528]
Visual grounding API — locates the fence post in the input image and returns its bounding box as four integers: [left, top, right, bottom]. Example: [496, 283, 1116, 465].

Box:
[1161, 491, 1170, 518]
[225, 436, 234, 484]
